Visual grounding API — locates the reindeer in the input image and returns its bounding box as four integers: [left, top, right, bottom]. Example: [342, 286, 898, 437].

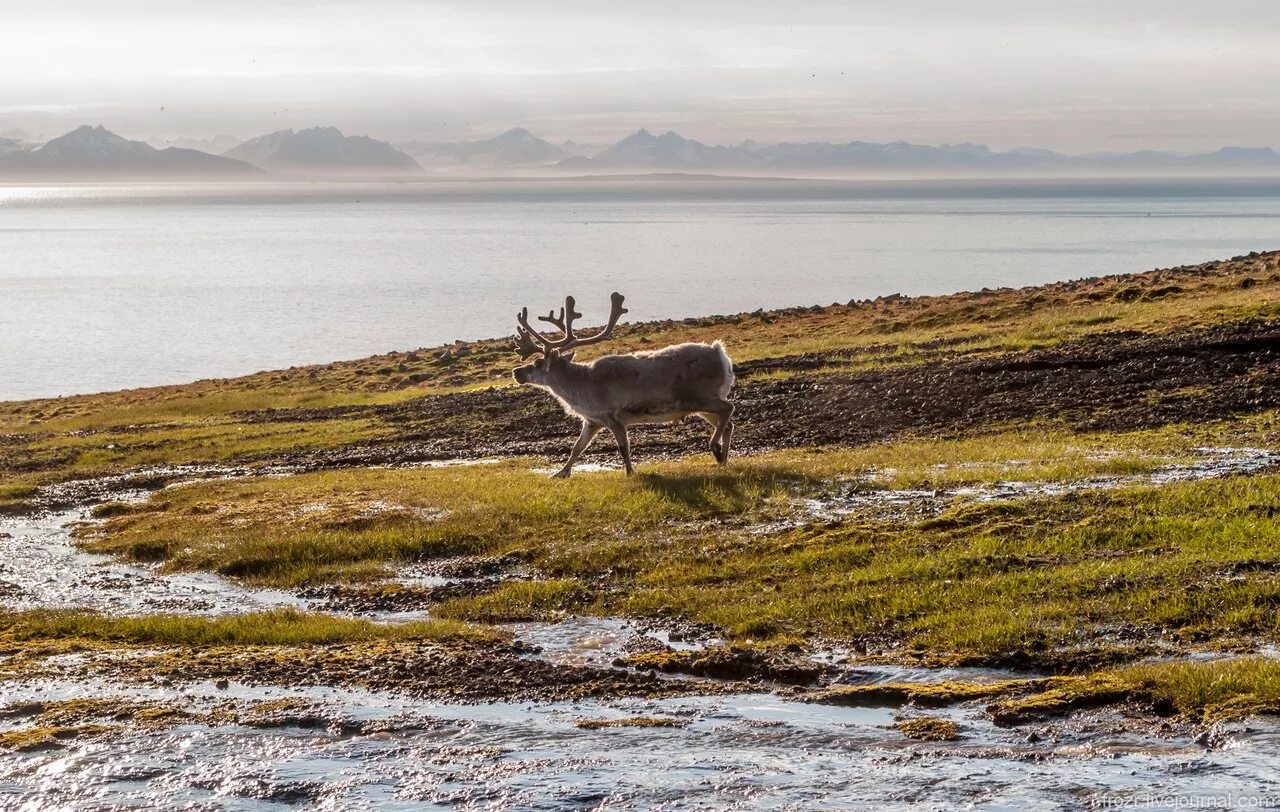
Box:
[511, 292, 735, 478]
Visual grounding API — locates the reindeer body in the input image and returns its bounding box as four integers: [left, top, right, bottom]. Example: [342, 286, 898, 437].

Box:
[510, 293, 735, 477]
[540, 341, 733, 423]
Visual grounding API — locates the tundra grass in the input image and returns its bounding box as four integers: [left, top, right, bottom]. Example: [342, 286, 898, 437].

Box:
[454, 471, 1280, 659]
[13, 418, 391, 478]
[432, 579, 591, 622]
[77, 458, 798, 587]
[575, 717, 685, 730]
[803, 659, 1280, 724]
[0, 476, 40, 513]
[76, 420, 1224, 589]
[622, 473, 1280, 653]
[0, 608, 501, 648]
[897, 717, 962, 740]
[0, 697, 196, 753]
[805, 679, 1044, 708]
[0, 724, 118, 752]
[987, 657, 1280, 723]
[1116, 657, 1280, 720]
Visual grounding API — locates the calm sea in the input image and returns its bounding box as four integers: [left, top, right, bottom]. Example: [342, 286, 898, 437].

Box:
[3, 178, 1279, 401]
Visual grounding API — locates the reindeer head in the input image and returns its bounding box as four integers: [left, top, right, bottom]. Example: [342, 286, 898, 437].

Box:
[511, 292, 627, 386]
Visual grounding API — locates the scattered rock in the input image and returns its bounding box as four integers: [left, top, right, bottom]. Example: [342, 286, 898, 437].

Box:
[574, 716, 685, 730]
[618, 634, 673, 657]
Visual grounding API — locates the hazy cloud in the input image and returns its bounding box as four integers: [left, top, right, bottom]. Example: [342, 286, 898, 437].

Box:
[3, 1, 1278, 151]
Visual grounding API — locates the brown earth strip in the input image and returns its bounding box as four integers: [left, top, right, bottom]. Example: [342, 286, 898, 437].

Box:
[83, 639, 742, 703]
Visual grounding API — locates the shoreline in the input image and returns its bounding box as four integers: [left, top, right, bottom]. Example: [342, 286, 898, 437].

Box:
[3, 247, 1275, 406]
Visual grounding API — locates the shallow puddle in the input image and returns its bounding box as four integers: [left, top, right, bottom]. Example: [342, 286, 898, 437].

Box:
[796, 446, 1280, 524]
[508, 616, 716, 669]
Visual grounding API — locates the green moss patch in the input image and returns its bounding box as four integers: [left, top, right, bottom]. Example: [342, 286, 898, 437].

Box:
[897, 717, 962, 741]
[0, 608, 503, 649]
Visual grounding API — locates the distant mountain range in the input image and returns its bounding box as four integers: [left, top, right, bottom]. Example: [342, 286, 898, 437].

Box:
[398, 127, 1280, 174]
[0, 125, 260, 178]
[2, 123, 1279, 179]
[558, 129, 748, 169]
[551, 129, 1280, 173]
[224, 127, 422, 174]
[400, 128, 566, 166]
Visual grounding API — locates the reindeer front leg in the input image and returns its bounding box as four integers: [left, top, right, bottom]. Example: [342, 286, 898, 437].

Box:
[553, 420, 601, 479]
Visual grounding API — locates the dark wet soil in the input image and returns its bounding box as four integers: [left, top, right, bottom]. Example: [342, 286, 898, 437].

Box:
[93, 640, 743, 703]
[245, 317, 1280, 470]
[298, 580, 504, 613]
[417, 551, 533, 579]
[616, 646, 835, 686]
[19, 466, 277, 514]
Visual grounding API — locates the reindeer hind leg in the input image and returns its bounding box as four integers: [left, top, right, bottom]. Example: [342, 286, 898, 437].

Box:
[701, 401, 735, 465]
[717, 412, 734, 465]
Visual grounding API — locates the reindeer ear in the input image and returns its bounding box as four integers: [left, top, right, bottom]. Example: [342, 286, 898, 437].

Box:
[560, 351, 576, 363]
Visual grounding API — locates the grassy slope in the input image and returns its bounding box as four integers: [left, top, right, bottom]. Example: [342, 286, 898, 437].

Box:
[2, 251, 1278, 497]
[76, 427, 1280, 659]
[78, 423, 1231, 586]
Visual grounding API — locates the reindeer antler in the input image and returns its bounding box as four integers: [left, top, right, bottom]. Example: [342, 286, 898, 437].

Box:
[556, 292, 627, 352]
[537, 296, 583, 341]
[513, 293, 628, 359]
[512, 317, 546, 360]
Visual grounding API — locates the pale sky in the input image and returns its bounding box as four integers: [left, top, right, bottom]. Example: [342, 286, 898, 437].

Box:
[3, 0, 1279, 152]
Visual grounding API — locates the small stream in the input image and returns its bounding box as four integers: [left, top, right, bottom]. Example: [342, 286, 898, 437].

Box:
[4, 457, 1280, 808]
[1, 678, 1278, 810]
[0, 508, 316, 616]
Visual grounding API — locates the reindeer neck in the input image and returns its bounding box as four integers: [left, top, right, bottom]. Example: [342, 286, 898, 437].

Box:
[532, 358, 577, 399]
[549, 358, 589, 385]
